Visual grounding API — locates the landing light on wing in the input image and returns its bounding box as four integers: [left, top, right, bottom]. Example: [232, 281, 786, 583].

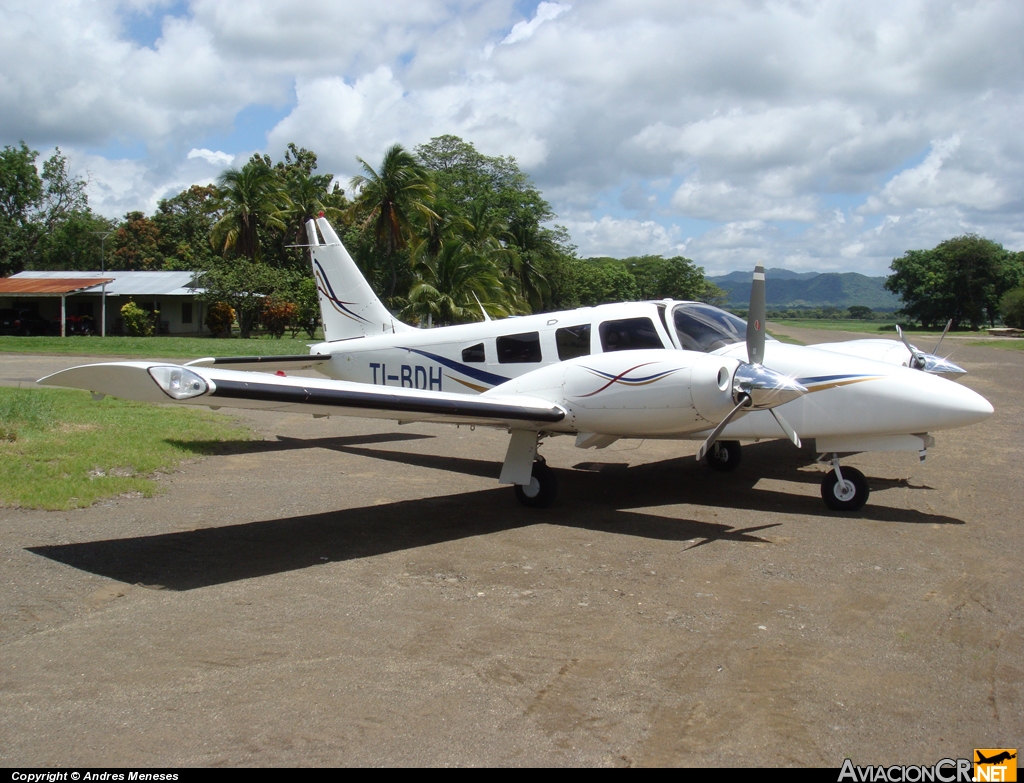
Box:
[148, 366, 210, 400]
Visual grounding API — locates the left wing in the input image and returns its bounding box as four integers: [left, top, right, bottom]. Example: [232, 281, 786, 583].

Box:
[38, 362, 567, 429]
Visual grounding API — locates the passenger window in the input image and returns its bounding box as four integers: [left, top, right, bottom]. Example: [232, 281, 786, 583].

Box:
[556, 325, 591, 361]
[599, 318, 664, 352]
[496, 332, 542, 363]
[462, 343, 485, 362]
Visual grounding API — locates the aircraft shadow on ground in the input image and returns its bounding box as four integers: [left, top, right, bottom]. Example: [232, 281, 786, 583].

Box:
[29, 438, 962, 591]
[165, 431, 435, 456]
[28, 490, 781, 591]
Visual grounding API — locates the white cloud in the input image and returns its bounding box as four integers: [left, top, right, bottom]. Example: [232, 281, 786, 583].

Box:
[187, 148, 235, 166]
[5, 0, 1024, 272]
[501, 2, 570, 45]
[561, 215, 688, 258]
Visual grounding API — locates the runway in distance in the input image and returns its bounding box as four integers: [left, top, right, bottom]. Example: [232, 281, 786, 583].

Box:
[40, 216, 994, 511]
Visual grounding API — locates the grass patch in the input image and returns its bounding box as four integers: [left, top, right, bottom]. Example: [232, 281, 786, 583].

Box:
[771, 319, 898, 334]
[0, 331, 323, 359]
[965, 339, 1024, 351]
[0, 386, 252, 510]
[771, 319, 988, 340]
[767, 331, 805, 346]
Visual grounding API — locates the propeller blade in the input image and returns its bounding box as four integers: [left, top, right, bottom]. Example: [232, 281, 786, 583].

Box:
[696, 394, 751, 461]
[770, 408, 801, 448]
[896, 325, 926, 370]
[932, 319, 952, 354]
[746, 263, 766, 365]
[897, 322, 964, 373]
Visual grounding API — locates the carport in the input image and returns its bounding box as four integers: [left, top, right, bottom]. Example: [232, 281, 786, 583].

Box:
[0, 277, 114, 336]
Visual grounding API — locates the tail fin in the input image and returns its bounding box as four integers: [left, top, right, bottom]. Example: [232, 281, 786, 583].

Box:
[306, 217, 413, 341]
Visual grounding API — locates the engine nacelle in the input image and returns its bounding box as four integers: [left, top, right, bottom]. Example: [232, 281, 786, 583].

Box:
[488, 349, 740, 437]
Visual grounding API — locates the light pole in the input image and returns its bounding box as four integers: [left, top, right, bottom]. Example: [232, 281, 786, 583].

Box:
[92, 230, 113, 337]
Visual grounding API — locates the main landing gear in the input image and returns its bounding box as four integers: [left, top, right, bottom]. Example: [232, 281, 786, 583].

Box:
[514, 456, 558, 508]
[820, 454, 869, 511]
[501, 430, 558, 508]
[705, 440, 742, 472]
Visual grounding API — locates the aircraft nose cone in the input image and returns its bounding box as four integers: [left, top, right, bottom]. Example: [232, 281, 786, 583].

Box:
[932, 380, 993, 428]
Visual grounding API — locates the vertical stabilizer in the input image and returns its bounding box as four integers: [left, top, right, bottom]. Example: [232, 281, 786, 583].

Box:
[308, 218, 413, 341]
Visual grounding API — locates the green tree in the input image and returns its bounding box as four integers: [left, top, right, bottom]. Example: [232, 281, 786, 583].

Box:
[0, 142, 43, 276]
[33, 210, 115, 270]
[1, 144, 106, 273]
[550, 258, 640, 309]
[848, 305, 874, 320]
[402, 241, 520, 326]
[153, 185, 221, 270]
[626, 255, 722, 303]
[1000, 287, 1024, 328]
[293, 276, 321, 339]
[886, 235, 1024, 329]
[210, 156, 286, 262]
[110, 211, 164, 270]
[193, 258, 288, 338]
[350, 144, 437, 300]
[414, 135, 574, 311]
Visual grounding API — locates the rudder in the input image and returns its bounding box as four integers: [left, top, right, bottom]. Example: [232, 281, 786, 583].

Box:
[307, 217, 413, 341]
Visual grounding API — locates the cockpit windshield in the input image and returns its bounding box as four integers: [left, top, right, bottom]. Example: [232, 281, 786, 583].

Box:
[672, 303, 770, 353]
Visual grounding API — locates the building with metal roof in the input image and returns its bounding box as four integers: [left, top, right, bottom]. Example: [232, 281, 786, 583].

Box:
[1, 271, 207, 336]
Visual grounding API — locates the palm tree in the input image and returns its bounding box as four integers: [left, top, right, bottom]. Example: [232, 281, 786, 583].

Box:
[282, 169, 347, 245]
[507, 220, 557, 312]
[210, 159, 286, 261]
[350, 144, 437, 299]
[402, 240, 522, 326]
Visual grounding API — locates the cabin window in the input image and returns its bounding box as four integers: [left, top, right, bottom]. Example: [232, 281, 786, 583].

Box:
[462, 343, 485, 362]
[556, 325, 591, 360]
[598, 317, 664, 352]
[182, 302, 193, 324]
[496, 332, 542, 363]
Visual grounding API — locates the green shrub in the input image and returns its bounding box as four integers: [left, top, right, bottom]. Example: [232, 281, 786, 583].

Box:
[205, 302, 235, 337]
[260, 297, 297, 339]
[1000, 287, 1024, 328]
[120, 301, 154, 337]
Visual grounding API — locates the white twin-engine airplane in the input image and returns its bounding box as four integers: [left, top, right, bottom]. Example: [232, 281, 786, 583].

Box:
[40, 216, 993, 512]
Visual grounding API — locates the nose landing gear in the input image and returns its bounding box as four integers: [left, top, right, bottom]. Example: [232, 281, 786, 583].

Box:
[820, 454, 869, 511]
[705, 440, 742, 472]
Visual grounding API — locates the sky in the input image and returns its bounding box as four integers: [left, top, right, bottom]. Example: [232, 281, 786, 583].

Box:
[2, 0, 1022, 275]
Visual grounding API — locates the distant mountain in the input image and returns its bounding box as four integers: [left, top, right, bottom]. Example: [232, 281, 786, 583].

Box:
[707, 269, 901, 311]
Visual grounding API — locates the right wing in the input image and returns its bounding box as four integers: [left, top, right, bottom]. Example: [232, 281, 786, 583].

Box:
[38, 362, 567, 429]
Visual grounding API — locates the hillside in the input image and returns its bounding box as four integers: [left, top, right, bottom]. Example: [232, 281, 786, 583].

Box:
[708, 269, 901, 310]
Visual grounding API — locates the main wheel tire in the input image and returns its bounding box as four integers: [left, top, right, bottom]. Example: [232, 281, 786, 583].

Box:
[821, 466, 869, 511]
[705, 440, 742, 472]
[514, 461, 558, 508]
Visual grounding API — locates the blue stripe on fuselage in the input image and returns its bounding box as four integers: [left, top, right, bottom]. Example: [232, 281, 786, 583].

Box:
[398, 347, 511, 388]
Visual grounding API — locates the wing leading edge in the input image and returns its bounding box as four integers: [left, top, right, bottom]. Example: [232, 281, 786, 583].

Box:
[38, 362, 566, 429]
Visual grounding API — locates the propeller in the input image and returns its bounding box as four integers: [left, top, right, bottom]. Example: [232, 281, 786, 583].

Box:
[896, 320, 966, 375]
[696, 264, 807, 461]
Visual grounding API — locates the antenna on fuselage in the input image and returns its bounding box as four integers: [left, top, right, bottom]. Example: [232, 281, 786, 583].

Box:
[472, 292, 491, 322]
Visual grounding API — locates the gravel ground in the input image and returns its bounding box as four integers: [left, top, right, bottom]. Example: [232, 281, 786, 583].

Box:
[0, 332, 1020, 767]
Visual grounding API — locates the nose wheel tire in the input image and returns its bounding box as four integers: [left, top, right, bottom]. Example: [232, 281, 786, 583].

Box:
[514, 461, 558, 508]
[705, 440, 741, 472]
[821, 466, 869, 511]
